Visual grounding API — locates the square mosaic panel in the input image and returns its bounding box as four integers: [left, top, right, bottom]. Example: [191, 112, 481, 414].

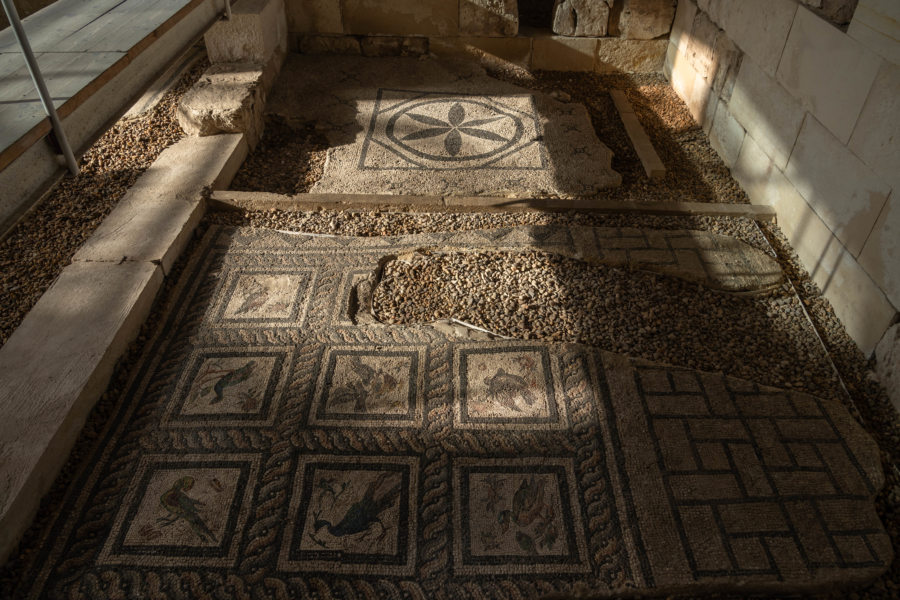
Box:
[359, 89, 548, 171]
[452, 457, 590, 575]
[309, 346, 426, 427]
[208, 268, 315, 327]
[279, 455, 419, 576]
[163, 347, 294, 427]
[98, 454, 260, 567]
[453, 345, 568, 430]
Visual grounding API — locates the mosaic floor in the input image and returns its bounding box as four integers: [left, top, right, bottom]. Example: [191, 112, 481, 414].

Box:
[12, 226, 890, 599]
[265, 55, 621, 197]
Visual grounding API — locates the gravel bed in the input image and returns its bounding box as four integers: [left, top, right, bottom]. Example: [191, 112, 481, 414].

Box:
[372, 249, 837, 398]
[0, 55, 208, 347]
[229, 114, 328, 194]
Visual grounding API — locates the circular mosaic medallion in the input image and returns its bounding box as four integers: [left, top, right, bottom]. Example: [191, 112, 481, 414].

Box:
[385, 99, 525, 162]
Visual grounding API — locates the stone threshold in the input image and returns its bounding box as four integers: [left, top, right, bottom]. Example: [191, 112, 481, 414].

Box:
[0, 133, 248, 564]
[210, 190, 778, 221]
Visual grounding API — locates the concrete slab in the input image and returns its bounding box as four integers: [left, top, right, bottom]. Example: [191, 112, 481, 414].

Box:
[0, 261, 163, 564]
[265, 54, 620, 198]
[73, 134, 247, 273]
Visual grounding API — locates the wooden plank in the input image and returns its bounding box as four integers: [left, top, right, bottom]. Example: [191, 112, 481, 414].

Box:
[0, 0, 210, 171]
[53, 0, 191, 53]
[610, 89, 667, 181]
[0, 0, 127, 53]
[209, 191, 778, 221]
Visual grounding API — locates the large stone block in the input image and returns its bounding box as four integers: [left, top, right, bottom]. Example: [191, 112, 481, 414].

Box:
[685, 10, 718, 80]
[848, 61, 900, 192]
[0, 260, 163, 563]
[733, 132, 807, 218]
[785, 115, 891, 258]
[670, 0, 698, 54]
[286, 0, 343, 33]
[874, 324, 900, 414]
[734, 135, 896, 356]
[728, 57, 804, 169]
[596, 39, 668, 73]
[708, 102, 744, 167]
[431, 36, 533, 67]
[859, 192, 900, 308]
[177, 64, 266, 146]
[460, 0, 518, 36]
[618, 0, 677, 40]
[552, 0, 610, 37]
[776, 7, 882, 145]
[299, 33, 362, 54]
[532, 35, 597, 70]
[711, 30, 741, 100]
[342, 0, 457, 35]
[717, 0, 797, 75]
[848, 0, 900, 65]
[205, 0, 288, 64]
[360, 35, 429, 57]
[669, 43, 713, 124]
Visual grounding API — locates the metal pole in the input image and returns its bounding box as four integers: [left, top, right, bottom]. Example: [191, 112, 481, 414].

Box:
[1, 0, 80, 175]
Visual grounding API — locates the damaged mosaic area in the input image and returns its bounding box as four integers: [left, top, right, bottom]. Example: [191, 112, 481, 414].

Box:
[10, 226, 890, 599]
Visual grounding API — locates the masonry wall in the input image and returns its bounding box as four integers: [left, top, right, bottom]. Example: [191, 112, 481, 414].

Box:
[284, 0, 677, 72]
[665, 0, 898, 356]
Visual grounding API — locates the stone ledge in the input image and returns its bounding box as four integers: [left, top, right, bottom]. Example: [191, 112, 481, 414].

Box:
[73, 134, 247, 274]
[0, 261, 163, 564]
[0, 133, 248, 564]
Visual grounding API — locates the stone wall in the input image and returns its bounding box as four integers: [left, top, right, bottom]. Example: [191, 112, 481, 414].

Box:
[665, 0, 899, 356]
[286, 0, 677, 72]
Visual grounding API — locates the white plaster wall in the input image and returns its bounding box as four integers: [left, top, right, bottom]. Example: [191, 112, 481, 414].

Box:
[666, 0, 899, 356]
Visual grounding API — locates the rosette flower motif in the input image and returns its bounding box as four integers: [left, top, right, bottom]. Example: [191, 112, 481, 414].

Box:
[400, 102, 507, 156]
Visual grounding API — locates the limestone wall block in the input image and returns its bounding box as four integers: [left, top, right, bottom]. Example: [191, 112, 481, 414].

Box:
[205, 0, 288, 65]
[460, 0, 519, 37]
[859, 192, 900, 308]
[728, 57, 804, 169]
[552, 0, 610, 37]
[776, 7, 882, 145]
[286, 0, 343, 33]
[177, 64, 266, 147]
[670, 0, 698, 54]
[717, 0, 797, 75]
[848, 61, 900, 193]
[595, 39, 668, 73]
[848, 0, 900, 65]
[532, 35, 597, 70]
[784, 115, 891, 258]
[708, 103, 744, 167]
[342, 0, 457, 36]
[299, 33, 362, 54]
[618, 0, 677, 40]
[874, 324, 900, 413]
